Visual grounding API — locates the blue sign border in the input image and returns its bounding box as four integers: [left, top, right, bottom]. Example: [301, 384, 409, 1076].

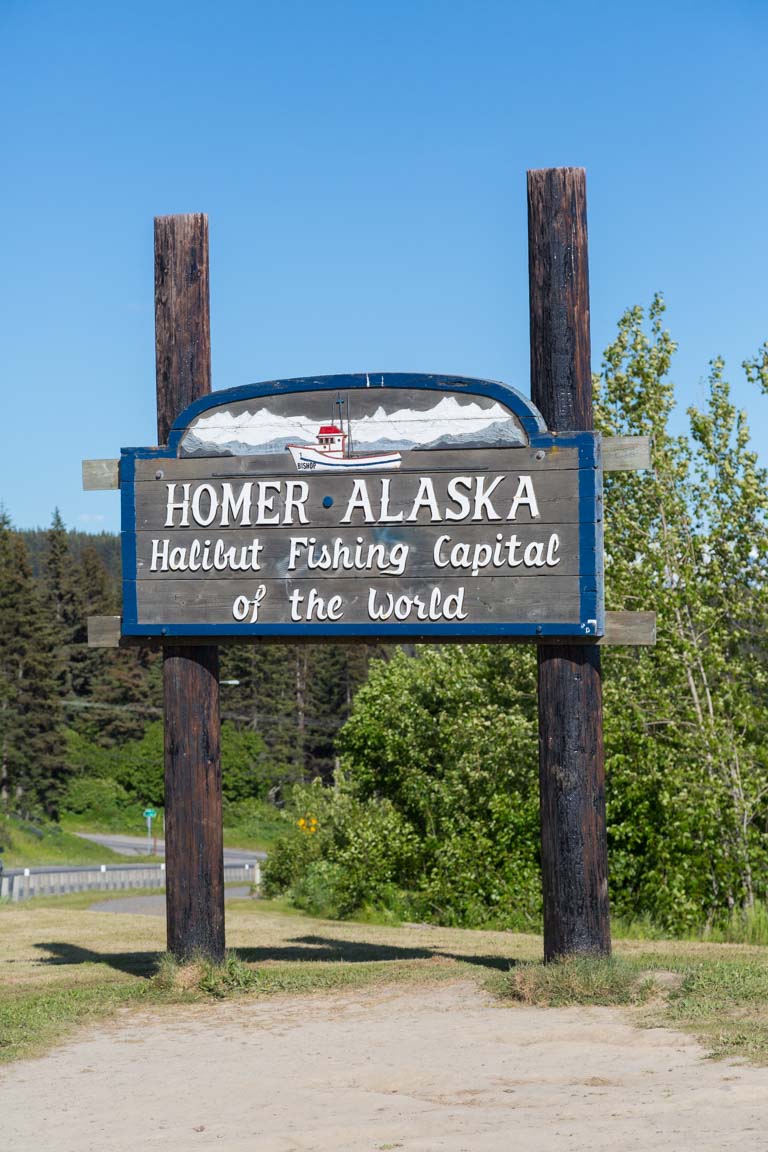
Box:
[120, 373, 604, 640]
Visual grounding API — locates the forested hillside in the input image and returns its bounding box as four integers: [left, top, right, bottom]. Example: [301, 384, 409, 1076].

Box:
[0, 512, 384, 822]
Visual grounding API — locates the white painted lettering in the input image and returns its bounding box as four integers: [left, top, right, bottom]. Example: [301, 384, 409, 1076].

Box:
[445, 477, 472, 521]
[379, 478, 404, 523]
[256, 481, 281, 525]
[220, 482, 252, 527]
[150, 539, 170, 571]
[165, 482, 191, 527]
[407, 477, 441, 522]
[283, 481, 309, 525]
[191, 483, 218, 527]
[472, 476, 503, 521]
[507, 475, 540, 520]
[341, 479, 375, 524]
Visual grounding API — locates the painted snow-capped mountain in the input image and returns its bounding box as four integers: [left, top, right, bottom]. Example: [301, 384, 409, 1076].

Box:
[181, 397, 525, 457]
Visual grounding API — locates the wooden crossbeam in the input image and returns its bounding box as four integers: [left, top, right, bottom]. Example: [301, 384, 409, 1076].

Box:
[602, 435, 652, 471]
[81, 435, 653, 492]
[88, 610, 656, 649]
[82, 458, 120, 490]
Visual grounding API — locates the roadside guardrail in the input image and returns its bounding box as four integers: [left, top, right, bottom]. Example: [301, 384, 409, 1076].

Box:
[0, 861, 261, 902]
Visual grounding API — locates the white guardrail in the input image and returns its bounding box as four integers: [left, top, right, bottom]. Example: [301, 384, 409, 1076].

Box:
[0, 862, 261, 902]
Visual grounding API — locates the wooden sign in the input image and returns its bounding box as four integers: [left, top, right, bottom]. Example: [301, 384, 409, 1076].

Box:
[120, 373, 604, 640]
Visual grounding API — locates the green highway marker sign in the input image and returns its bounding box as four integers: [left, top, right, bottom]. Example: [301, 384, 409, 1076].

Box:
[144, 808, 157, 819]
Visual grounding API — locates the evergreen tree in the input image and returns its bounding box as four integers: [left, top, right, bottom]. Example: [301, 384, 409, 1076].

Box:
[42, 509, 84, 698]
[0, 513, 67, 818]
[66, 543, 120, 726]
[84, 645, 161, 747]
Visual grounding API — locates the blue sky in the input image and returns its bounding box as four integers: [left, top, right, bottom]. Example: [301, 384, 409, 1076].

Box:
[2, 0, 767, 532]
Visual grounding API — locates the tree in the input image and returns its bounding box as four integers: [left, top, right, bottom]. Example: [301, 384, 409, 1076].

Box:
[596, 297, 768, 926]
[0, 513, 67, 818]
[265, 298, 768, 933]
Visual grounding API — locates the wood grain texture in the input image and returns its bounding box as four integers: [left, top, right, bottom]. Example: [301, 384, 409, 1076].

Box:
[600, 610, 656, 646]
[134, 444, 585, 481]
[528, 168, 593, 432]
[155, 215, 211, 447]
[528, 167, 611, 960]
[82, 437, 646, 492]
[87, 615, 122, 647]
[163, 645, 224, 961]
[90, 610, 656, 649]
[132, 575, 583, 626]
[602, 436, 652, 472]
[537, 647, 609, 956]
[155, 213, 224, 963]
[82, 459, 119, 490]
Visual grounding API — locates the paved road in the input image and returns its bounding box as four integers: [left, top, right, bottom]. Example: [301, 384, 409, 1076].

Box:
[89, 886, 253, 915]
[76, 832, 265, 863]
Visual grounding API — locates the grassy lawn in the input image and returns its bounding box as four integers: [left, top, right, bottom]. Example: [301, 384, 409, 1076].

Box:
[2, 892, 768, 1068]
[0, 819, 132, 869]
[1, 812, 276, 869]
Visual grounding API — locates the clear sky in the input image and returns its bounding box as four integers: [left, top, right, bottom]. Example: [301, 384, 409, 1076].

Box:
[2, 0, 766, 532]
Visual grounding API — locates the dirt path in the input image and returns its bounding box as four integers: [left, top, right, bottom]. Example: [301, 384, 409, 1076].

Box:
[2, 980, 766, 1151]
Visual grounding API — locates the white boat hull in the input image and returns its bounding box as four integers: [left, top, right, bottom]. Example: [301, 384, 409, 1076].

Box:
[287, 445, 401, 472]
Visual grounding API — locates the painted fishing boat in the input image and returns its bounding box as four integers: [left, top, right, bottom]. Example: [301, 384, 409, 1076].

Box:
[286, 419, 402, 472]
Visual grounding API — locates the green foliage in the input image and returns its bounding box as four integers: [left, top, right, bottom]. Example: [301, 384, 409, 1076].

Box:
[220, 640, 384, 784]
[0, 513, 67, 819]
[64, 721, 272, 816]
[60, 776, 131, 820]
[218, 725, 272, 802]
[266, 298, 768, 937]
[595, 297, 768, 929]
[64, 721, 164, 808]
[262, 777, 421, 919]
[221, 797, 286, 847]
[265, 647, 541, 928]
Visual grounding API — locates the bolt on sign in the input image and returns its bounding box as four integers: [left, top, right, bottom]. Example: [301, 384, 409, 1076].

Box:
[120, 373, 603, 640]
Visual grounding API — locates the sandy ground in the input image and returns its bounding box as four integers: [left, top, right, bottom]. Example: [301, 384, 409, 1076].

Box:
[2, 981, 768, 1152]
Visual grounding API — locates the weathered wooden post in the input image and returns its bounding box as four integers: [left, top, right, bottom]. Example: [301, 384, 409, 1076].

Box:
[527, 167, 611, 960]
[154, 214, 225, 963]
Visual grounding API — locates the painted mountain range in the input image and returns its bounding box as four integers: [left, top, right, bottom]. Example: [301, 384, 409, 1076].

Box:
[181, 396, 525, 457]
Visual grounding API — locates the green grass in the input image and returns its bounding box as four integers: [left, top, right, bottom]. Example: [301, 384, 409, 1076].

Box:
[655, 956, 768, 1061]
[613, 901, 768, 947]
[221, 800, 288, 852]
[0, 816, 130, 868]
[61, 800, 283, 855]
[0, 979, 158, 1064]
[491, 955, 656, 1007]
[60, 811, 156, 838]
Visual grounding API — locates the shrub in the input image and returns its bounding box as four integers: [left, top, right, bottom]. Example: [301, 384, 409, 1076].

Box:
[61, 776, 130, 819]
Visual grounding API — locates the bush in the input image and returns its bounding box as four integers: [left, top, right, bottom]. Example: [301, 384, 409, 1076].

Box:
[61, 776, 130, 819]
[262, 647, 545, 929]
[261, 778, 421, 919]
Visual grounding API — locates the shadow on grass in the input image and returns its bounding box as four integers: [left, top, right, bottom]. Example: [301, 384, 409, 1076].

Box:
[275, 935, 517, 972]
[34, 934, 517, 978]
[34, 942, 161, 977]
